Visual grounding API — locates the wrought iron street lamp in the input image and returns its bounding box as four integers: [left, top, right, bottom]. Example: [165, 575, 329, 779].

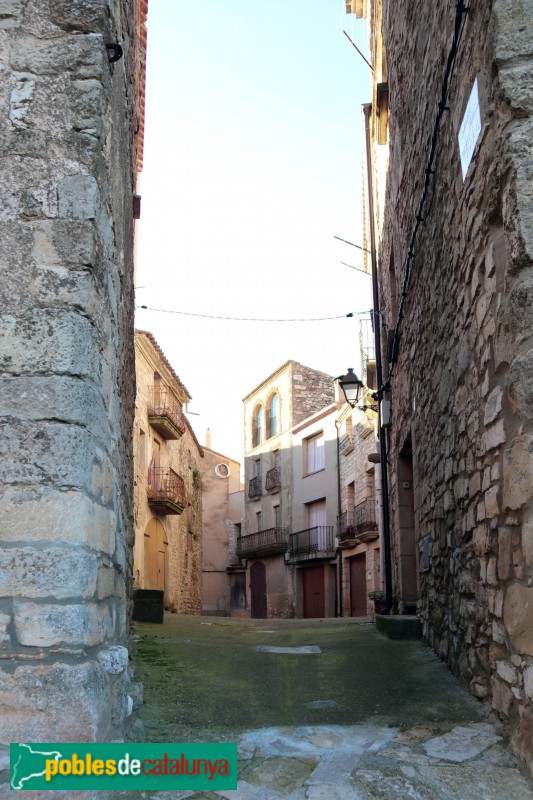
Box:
[338, 368, 364, 407]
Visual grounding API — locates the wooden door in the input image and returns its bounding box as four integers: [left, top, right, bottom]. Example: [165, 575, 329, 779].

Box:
[156, 550, 165, 591]
[144, 518, 168, 591]
[350, 554, 367, 616]
[250, 561, 267, 619]
[303, 565, 325, 618]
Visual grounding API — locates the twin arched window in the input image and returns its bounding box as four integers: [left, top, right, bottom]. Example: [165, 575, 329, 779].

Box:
[252, 393, 280, 447]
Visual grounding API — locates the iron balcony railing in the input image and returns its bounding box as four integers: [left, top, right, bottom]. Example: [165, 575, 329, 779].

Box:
[289, 526, 335, 559]
[147, 467, 186, 514]
[148, 387, 186, 439]
[354, 497, 378, 531]
[337, 510, 356, 541]
[248, 476, 262, 499]
[236, 527, 288, 558]
[265, 467, 281, 492]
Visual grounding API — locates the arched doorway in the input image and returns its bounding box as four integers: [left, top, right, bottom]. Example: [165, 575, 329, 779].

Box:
[250, 561, 267, 618]
[144, 518, 168, 593]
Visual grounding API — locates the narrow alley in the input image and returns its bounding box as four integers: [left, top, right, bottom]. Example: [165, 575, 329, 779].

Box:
[112, 615, 533, 799]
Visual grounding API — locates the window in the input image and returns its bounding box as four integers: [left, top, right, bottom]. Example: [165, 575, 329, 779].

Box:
[306, 432, 325, 474]
[139, 429, 147, 470]
[256, 511, 262, 532]
[307, 499, 327, 548]
[308, 499, 327, 528]
[153, 372, 162, 407]
[254, 458, 262, 482]
[273, 450, 280, 472]
[252, 405, 264, 447]
[268, 393, 279, 438]
[366, 362, 377, 390]
[274, 504, 281, 529]
[215, 462, 230, 478]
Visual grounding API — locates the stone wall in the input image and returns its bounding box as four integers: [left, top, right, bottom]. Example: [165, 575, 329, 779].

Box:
[378, 0, 533, 776]
[291, 363, 335, 425]
[164, 438, 202, 615]
[0, 0, 139, 763]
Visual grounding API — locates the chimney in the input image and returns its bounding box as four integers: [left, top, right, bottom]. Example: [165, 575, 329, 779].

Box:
[205, 428, 211, 449]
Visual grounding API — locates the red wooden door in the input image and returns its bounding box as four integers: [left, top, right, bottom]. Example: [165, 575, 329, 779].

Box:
[350, 554, 367, 616]
[303, 566, 325, 618]
[250, 561, 267, 619]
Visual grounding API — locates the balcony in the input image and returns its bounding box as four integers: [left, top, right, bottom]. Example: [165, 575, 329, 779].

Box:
[265, 467, 281, 493]
[236, 527, 288, 558]
[338, 499, 379, 546]
[148, 388, 186, 440]
[289, 526, 336, 563]
[337, 510, 356, 542]
[354, 497, 378, 540]
[340, 434, 354, 455]
[147, 467, 186, 515]
[248, 476, 262, 500]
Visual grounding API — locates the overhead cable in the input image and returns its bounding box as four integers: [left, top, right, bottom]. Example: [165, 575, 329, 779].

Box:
[137, 305, 371, 323]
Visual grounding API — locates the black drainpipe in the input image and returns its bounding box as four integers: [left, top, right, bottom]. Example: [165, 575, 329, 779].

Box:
[335, 418, 343, 617]
[363, 103, 393, 615]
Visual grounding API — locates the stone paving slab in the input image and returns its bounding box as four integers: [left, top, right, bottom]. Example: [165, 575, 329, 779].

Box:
[109, 722, 533, 800]
[422, 721, 501, 762]
[256, 645, 322, 654]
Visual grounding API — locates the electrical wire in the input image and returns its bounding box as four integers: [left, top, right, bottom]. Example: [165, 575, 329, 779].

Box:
[382, 1, 471, 393]
[137, 305, 371, 322]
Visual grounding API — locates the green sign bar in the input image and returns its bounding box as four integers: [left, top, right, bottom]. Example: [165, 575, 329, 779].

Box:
[10, 742, 238, 791]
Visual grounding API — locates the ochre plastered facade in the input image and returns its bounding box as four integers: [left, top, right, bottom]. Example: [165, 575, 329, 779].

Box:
[133, 331, 203, 615]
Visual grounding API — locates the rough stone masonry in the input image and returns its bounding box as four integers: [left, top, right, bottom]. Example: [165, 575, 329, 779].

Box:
[0, 0, 142, 762]
[378, 0, 533, 779]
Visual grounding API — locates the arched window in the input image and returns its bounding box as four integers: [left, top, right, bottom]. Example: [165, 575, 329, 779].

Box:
[268, 393, 279, 438]
[252, 405, 264, 447]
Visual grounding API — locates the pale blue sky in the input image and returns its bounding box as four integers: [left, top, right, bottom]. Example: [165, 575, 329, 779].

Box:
[135, 0, 372, 461]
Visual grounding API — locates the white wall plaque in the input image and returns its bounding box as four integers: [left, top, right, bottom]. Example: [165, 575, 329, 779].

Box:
[458, 78, 482, 180]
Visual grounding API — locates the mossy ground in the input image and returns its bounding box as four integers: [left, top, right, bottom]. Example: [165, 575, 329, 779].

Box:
[128, 614, 485, 744]
[106, 616, 533, 800]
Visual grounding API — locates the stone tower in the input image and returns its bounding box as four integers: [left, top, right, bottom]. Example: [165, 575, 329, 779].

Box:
[0, 0, 146, 753]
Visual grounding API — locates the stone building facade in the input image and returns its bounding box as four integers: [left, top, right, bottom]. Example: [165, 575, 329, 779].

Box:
[0, 0, 146, 760]
[133, 331, 204, 615]
[335, 319, 384, 618]
[200, 444, 244, 616]
[352, 0, 533, 777]
[336, 401, 382, 618]
[241, 361, 338, 618]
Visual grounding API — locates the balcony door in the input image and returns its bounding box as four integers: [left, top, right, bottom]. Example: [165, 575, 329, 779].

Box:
[308, 499, 327, 548]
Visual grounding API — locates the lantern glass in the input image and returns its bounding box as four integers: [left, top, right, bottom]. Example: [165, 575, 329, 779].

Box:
[339, 368, 363, 406]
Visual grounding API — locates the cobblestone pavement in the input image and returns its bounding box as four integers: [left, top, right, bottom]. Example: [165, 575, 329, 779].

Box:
[111, 615, 533, 799]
